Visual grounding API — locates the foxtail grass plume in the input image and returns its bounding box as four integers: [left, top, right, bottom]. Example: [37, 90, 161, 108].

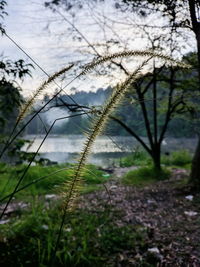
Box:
[17, 64, 74, 123]
[62, 51, 190, 212]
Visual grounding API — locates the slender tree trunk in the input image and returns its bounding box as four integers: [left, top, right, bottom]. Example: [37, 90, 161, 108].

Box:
[188, 0, 200, 189]
[188, 0, 200, 190]
[190, 135, 200, 190]
[190, 29, 200, 188]
[152, 143, 161, 171]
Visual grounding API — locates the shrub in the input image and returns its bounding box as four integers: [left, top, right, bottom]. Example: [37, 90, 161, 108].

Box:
[162, 149, 192, 167]
[122, 166, 170, 186]
[119, 150, 151, 167]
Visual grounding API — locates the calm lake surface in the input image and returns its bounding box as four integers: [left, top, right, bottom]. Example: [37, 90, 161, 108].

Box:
[22, 135, 197, 167]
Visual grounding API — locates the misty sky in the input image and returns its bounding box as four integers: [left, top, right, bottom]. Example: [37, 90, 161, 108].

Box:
[1, 0, 196, 98]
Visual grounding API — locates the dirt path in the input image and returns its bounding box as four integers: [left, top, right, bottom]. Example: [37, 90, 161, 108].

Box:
[79, 167, 200, 266]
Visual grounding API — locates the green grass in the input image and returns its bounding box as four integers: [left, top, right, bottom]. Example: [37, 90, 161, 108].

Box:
[119, 149, 192, 170]
[0, 163, 109, 201]
[162, 149, 192, 167]
[0, 203, 147, 266]
[119, 150, 151, 167]
[122, 166, 171, 186]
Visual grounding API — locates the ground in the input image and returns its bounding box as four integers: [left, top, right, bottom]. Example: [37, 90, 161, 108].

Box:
[0, 166, 200, 266]
[79, 167, 200, 266]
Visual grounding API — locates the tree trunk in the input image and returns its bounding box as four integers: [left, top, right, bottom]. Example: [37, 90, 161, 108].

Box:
[190, 32, 200, 188]
[188, 0, 200, 189]
[190, 30, 200, 190]
[152, 144, 161, 171]
[190, 136, 200, 191]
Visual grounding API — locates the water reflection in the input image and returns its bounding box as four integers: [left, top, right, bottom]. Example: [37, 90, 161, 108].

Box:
[22, 135, 197, 167]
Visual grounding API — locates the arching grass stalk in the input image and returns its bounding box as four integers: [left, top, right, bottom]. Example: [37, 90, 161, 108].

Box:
[50, 51, 190, 264]
[0, 112, 89, 219]
[17, 50, 190, 125]
[82, 50, 190, 74]
[17, 50, 189, 124]
[0, 65, 74, 162]
[50, 61, 147, 266]
[17, 64, 74, 123]
[0, 50, 189, 162]
[61, 52, 190, 210]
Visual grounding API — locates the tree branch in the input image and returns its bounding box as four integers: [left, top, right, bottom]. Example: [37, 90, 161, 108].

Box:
[135, 85, 154, 149]
[159, 67, 175, 144]
[110, 115, 152, 156]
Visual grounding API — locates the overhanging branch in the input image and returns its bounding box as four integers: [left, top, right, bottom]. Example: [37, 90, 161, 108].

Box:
[110, 115, 152, 155]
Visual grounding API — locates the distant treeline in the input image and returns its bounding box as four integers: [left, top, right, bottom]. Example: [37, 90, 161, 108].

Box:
[25, 87, 195, 138]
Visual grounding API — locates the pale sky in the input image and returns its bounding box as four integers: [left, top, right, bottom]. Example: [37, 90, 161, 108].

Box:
[1, 0, 196, 98]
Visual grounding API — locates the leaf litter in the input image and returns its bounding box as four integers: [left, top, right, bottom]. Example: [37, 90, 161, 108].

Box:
[78, 167, 200, 266]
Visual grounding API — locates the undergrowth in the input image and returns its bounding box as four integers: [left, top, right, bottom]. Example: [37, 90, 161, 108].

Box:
[122, 166, 171, 186]
[119, 149, 192, 169]
[0, 163, 108, 201]
[119, 150, 151, 167]
[0, 204, 147, 266]
[162, 149, 192, 167]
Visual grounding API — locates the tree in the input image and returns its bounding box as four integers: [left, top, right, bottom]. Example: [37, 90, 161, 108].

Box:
[44, 0, 197, 171]
[48, 0, 200, 185]
[116, 0, 200, 187]
[0, 1, 33, 163]
[0, 58, 32, 129]
[111, 59, 194, 170]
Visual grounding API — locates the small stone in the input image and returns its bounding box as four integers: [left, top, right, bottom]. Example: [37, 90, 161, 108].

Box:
[0, 219, 10, 225]
[42, 225, 49, 230]
[65, 228, 71, 232]
[147, 199, 156, 204]
[185, 195, 193, 201]
[109, 185, 117, 190]
[184, 211, 198, 216]
[148, 247, 160, 254]
[45, 194, 56, 200]
[147, 247, 163, 261]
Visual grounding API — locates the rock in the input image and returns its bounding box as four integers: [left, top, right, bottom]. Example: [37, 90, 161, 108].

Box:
[0, 202, 29, 215]
[147, 199, 156, 204]
[184, 211, 198, 216]
[147, 247, 163, 262]
[0, 219, 10, 225]
[45, 194, 57, 200]
[109, 185, 117, 190]
[185, 195, 193, 201]
[148, 247, 160, 254]
[42, 225, 49, 230]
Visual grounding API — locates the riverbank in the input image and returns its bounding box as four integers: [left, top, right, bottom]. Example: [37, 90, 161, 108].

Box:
[0, 164, 199, 266]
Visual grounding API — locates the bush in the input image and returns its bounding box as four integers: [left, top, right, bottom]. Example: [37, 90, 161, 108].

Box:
[162, 149, 192, 167]
[122, 166, 170, 186]
[119, 150, 151, 167]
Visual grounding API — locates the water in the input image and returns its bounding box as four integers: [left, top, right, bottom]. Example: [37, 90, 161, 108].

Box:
[22, 135, 197, 167]
[22, 135, 135, 166]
